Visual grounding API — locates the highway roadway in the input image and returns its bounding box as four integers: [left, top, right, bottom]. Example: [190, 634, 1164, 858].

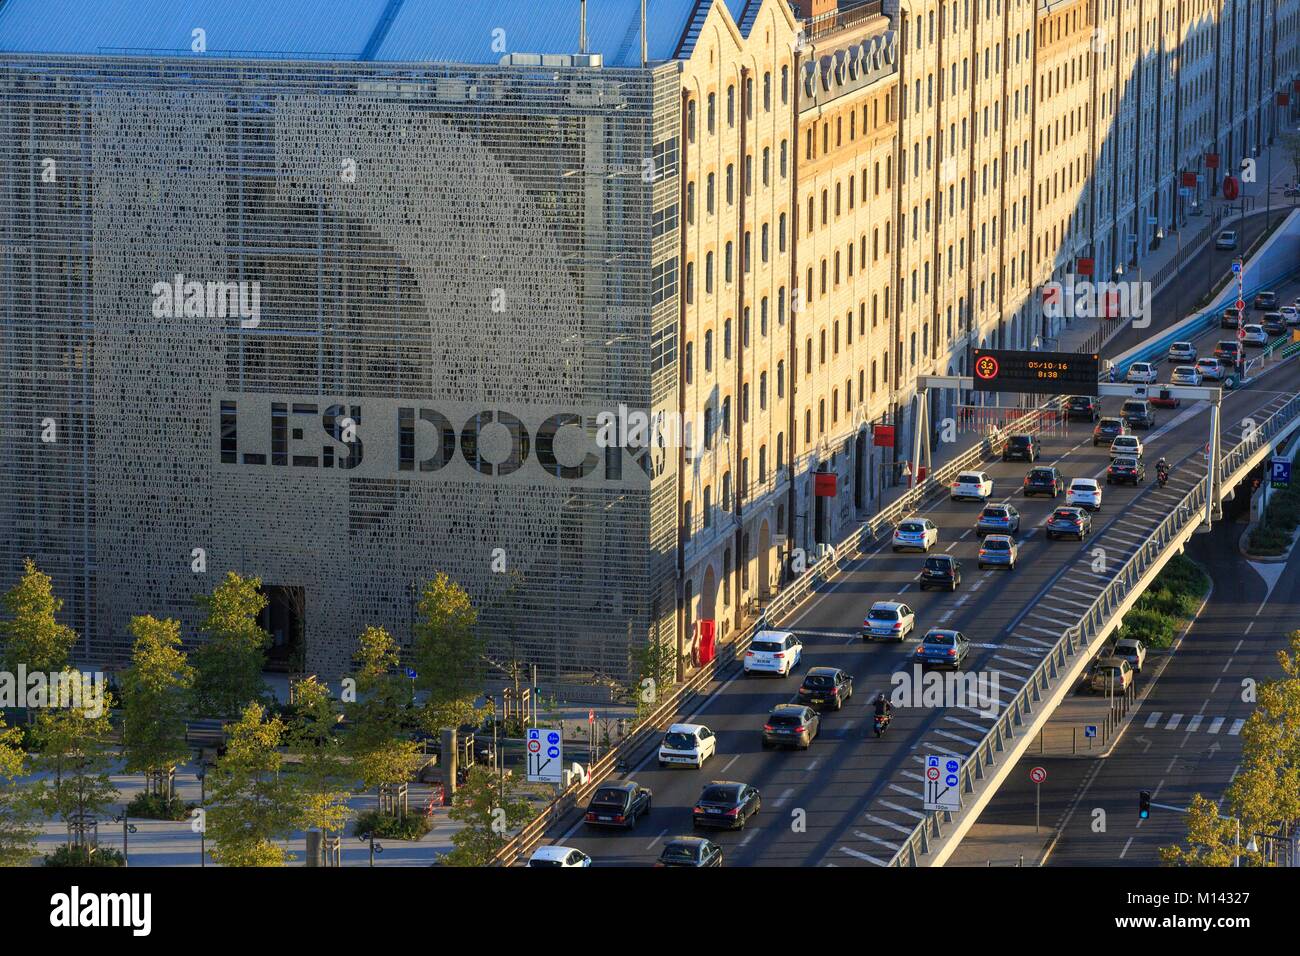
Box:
[541, 269, 1300, 868]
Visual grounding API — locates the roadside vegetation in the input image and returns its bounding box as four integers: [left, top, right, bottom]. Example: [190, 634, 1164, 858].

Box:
[1162, 630, 1300, 866]
[0, 558, 496, 866]
[1245, 484, 1300, 556]
[1112, 555, 1210, 650]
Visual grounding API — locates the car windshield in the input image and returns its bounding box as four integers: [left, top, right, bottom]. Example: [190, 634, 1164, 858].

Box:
[957, 473, 982, 483]
[660, 845, 697, 862]
[1071, 482, 1094, 492]
[1115, 642, 1139, 653]
[1115, 437, 1137, 445]
[868, 608, 898, 620]
[768, 714, 802, 727]
[899, 522, 923, 533]
[924, 558, 951, 570]
[982, 539, 1009, 550]
[1030, 469, 1054, 480]
[923, 633, 953, 645]
[1122, 403, 1144, 413]
[529, 859, 564, 867]
[804, 674, 833, 687]
[1114, 458, 1137, 468]
[1069, 397, 1089, 406]
[1173, 342, 1191, 349]
[590, 788, 627, 805]
[750, 640, 782, 653]
[1053, 510, 1078, 520]
[700, 786, 739, 803]
[663, 732, 695, 750]
[1009, 436, 1031, 447]
[982, 507, 1007, 518]
[1099, 419, 1121, 428]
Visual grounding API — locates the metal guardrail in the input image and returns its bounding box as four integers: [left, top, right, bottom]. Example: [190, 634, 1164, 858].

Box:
[491, 397, 1068, 865]
[887, 392, 1300, 866]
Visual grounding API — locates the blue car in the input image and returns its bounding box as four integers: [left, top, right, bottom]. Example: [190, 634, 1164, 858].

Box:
[975, 504, 1021, 536]
[913, 629, 971, 670]
[977, 534, 1018, 570]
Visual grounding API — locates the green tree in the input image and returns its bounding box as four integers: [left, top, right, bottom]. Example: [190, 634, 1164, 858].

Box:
[190, 572, 271, 718]
[1159, 793, 1258, 867]
[0, 716, 37, 866]
[439, 765, 534, 867]
[0, 558, 78, 677]
[284, 675, 350, 838]
[206, 703, 300, 866]
[343, 626, 420, 809]
[121, 615, 194, 801]
[632, 630, 675, 725]
[412, 572, 484, 732]
[27, 680, 119, 855]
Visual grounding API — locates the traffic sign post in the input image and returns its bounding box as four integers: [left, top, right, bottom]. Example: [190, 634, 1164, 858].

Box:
[526, 727, 563, 784]
[1030, 766, 1047, 832]
[1271, 457, 1291, 489]
[923, 755, 963, 812]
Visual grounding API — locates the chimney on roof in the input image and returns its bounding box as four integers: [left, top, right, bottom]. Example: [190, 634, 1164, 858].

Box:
[580, 0, 588, 53]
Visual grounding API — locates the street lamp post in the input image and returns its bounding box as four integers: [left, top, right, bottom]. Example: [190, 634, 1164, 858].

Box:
[113, 812, 138, 866]
[195, 762, 206, 867]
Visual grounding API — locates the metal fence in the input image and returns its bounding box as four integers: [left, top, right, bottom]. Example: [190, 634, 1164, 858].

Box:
[887, 391, 1300, 866]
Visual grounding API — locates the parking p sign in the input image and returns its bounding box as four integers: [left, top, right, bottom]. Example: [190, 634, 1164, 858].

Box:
[1271, 457, 1291, 489]
[527, 727, 563, 784]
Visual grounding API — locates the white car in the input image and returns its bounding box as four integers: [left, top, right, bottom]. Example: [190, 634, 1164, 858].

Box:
[1067, 478, 1102, 511]
[744, 629, 803, 676]
[1167, 341, 1197, 363]
[892, 518, 938, 552]
[658, 723, 717, 769]
[528, 846, 591, 867]
[1284, 305, 1300, 326]
[1196, 357, 1226, 381]
[1110, 434, 1143, 459]
[1169, 365, 1202, 386]
[863, 601, 915, 642]
[1215, 230, 1238, 250]
[1125, 361, 1158, 384]
[1242, 324, 1268, 346]
[949, 470, 993, 501]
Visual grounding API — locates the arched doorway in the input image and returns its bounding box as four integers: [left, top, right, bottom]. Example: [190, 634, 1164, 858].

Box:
[700, 565, 717, 624]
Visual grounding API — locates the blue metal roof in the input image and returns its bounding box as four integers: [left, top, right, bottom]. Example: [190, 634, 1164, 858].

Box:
[0, 0, 705, 66]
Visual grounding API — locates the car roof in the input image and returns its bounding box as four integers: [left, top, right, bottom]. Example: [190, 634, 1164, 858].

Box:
[870, 600, 905, 611]
[753, 629, 795, 641]
[705, 780, 746, 789]
[1114, 638, 1141, 647]
[769, 703, 810, 715]
[924, 628, 960, 639]
[531, 845, 580, 861]
[806, 666, 841, 677]
[662, 836, 710, 849]
[981, 533, 1013, 543]
[1072, 478, 1099, 486]
[667, 723, 705, 734]
[593, 780, 636, 793]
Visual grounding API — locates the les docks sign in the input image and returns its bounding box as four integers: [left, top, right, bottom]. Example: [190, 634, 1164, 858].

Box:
[972, 349, 1099, 396]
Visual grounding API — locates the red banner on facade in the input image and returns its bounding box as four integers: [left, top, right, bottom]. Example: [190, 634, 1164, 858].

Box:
[814, 472, 837, 497]
[1279, 93, 1291, 107]
[872, 425, 895, 447]
[1181, 171, 1198, 186]
[1205, 154, 1219, 169]
[1076, 257, 1094, 276]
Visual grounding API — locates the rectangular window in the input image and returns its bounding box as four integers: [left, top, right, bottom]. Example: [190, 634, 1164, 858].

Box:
[651, 257, 678, 306]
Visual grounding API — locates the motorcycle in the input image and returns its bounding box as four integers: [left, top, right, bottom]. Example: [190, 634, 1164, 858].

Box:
[873, 713, 892, 737]
[1156, 468, 1169, 488]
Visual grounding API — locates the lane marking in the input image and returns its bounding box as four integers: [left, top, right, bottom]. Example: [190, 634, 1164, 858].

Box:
[1144, 712, 1162, 728]
[1185, 715, 1203, 733]
[839, 845, 886, 865]
[1228, 719, 1245, 736]
[1166, 714, 1182, 730]
[1208, 717, 1224, 734]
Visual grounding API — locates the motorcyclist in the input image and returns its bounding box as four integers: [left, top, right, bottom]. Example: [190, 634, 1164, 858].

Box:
[1156, 456, 1169, 486]
[873, 692, 893, 720]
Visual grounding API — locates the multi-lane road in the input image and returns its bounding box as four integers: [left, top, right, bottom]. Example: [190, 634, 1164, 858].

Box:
[540, 263, 1300, 868]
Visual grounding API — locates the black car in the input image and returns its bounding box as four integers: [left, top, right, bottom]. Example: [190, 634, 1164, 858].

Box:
[1263, 313, 1287, 336]
[797, 666, 854, 711]
[692, 781, 761, 830]
[1254, 290, 1278, 310]
[1066, 395, 1100, 423]
[1120, 399, 1155, 430]
[919, 554, 962, 591]
[656, 836, 723, 867]
[1221, 307, 1241, 329]
[1093, 417, 1126, 446]
[1023, 465, 1064, 497]
[583, 780, 652, 829]
[1002, 434, 1040, 462]
[1106, 456, 1145, 485]
[1046, 506, 1092, 540]
[761, 704, 820, 750]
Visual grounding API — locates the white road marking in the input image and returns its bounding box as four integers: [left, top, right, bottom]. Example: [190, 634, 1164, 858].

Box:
[1228, 719, 1245, 736]
[1144, 712, 1162, 728]
[1120, 837, 1133, 860]
[647, 829, 668, 850]
[773, 788, 795, 807]
[839, 846, 886, 865]
[1234, 639, 1244, 652]
[878, 800, 927, 820]
[1166, 714, 1182, 730]
[934, 729, 981, 747]
[721, 754, 740, 773]
[1185, 715, 1203, 732]
[1207, 717, 1224, 734]
[854, 830, 901, 852]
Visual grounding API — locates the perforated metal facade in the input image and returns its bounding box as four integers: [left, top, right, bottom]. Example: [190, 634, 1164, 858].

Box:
[0, 55, 682, 682]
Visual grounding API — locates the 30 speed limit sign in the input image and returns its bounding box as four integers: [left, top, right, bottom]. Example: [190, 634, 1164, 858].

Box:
[1030, 766, 1047, 784]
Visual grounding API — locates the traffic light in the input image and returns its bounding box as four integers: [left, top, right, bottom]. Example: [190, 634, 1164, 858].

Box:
[1139, 790, 1152, 819]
